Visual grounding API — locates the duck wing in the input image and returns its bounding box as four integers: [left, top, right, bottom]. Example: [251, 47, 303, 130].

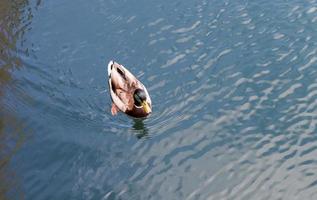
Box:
[108, 61, 136, 111]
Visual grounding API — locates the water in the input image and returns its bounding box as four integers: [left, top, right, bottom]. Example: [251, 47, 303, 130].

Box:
[1, 0, 317, 199]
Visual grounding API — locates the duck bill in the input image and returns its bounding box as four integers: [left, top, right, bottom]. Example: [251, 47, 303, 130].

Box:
[141, 101, 151, 113]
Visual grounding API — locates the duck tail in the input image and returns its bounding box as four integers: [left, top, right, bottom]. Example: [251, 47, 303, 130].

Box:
[107, 60, 114, 77]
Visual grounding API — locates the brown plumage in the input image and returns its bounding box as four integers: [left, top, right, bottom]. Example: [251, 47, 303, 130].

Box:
[108, 61, 152, 118]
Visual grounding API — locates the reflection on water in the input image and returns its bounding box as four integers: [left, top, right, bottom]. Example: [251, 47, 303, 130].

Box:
[0, 0, 36, 199]
[3, 0, 317, 199]
[0, 110, 26, 200]
[132, 119, 149, 139]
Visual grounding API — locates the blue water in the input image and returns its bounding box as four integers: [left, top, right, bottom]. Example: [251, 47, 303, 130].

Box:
[1, 0, 317, 199]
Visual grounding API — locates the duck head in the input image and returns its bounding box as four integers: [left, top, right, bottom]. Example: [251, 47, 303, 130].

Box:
[133, 88, 151, 113]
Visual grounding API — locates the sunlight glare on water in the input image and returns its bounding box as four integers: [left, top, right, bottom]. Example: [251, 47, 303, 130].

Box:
[1, 0, 317, 199]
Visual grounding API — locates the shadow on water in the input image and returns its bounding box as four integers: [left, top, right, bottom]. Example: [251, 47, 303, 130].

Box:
[0, 0, 37, 198]
[132, 118, 149, 139]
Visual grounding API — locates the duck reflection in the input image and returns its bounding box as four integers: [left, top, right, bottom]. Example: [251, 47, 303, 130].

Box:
[132, 118, 149, 139]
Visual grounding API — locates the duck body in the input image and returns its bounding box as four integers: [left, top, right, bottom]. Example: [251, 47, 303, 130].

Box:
[107, 61, 152, 118]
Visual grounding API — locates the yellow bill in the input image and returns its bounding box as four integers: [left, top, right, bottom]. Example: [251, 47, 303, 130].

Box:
[141, 101, 151, 113]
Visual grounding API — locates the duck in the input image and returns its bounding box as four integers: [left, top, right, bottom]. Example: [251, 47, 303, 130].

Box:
[107, 60, 152, 118]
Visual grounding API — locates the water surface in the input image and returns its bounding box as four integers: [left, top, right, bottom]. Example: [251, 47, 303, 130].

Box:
[1, 0, 317, 199]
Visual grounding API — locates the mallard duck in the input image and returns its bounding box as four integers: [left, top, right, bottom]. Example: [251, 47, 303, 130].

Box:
[107, 61, 152, 118]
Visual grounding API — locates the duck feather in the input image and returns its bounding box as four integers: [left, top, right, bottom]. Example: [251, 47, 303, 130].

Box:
[108, 61, 152, 116]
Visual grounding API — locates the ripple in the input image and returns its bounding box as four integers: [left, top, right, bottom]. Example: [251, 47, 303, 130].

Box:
[278, 83, 303, 99]
[161, 54, 186, 68]
[307, 7, 317, 14]
[5, 0, 317, 199]
[273, 33, 285, 40]
[148, 18, 164, 27]
[172, 21, 201, 34]
[299, 56, 317, 71]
